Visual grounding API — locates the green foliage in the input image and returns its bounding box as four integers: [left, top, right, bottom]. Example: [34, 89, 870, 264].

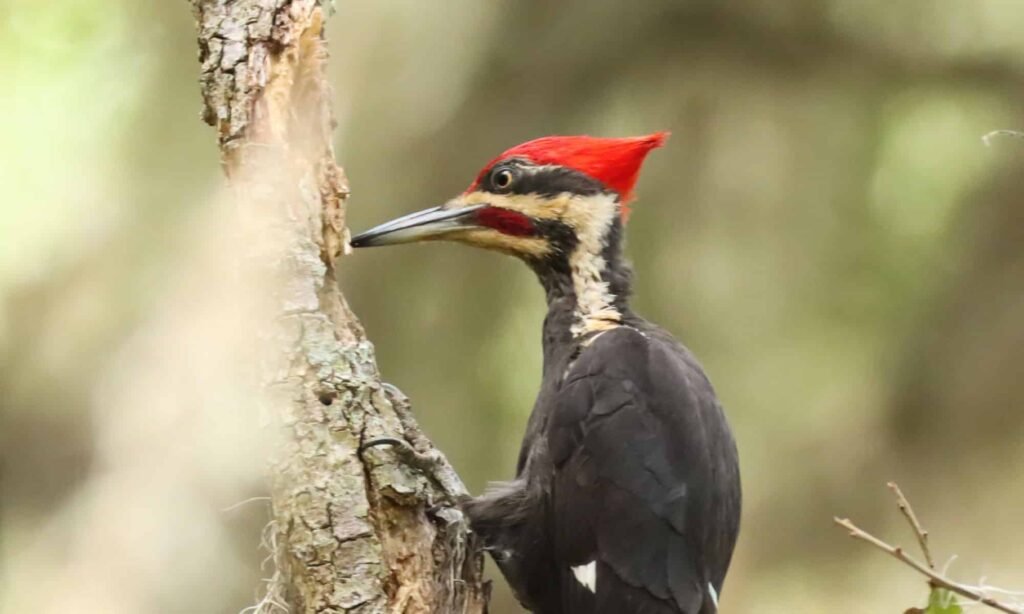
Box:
[926, 588, 963, 614]
[907, 586, 963, 614]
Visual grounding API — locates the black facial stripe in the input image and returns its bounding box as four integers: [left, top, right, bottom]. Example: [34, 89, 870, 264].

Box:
[528, 215, 634, 308]
[534, 219, 578, 256]
[514, 166, 607, 198]
[483, 159, 610, 199]
[527, 218, 577, 291]
[600, 215, 633, 304]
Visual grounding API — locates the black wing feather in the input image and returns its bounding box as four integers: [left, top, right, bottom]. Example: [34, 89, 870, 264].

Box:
[547, 327, 734, 613]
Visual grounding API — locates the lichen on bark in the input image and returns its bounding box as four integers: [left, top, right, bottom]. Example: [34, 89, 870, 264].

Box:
[190, 1, 488, 612]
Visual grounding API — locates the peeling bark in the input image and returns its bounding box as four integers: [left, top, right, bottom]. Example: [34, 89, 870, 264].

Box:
[190, 2, 489, 612]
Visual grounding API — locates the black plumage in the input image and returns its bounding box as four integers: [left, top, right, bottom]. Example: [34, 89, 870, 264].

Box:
[465, 211, 741, 614]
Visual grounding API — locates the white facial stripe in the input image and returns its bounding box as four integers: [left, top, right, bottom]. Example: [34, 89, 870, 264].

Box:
[436, 194, 552, 256]
[566, 193, 622, 337]
[449, 227, 551, 258]
[457, 191, 570, 221]
[453, 191, 624, 337]
[571, 561, 597, 593]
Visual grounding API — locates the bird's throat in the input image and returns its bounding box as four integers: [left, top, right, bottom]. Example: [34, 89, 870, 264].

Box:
[567, 249, 624, 337]
[532, 221, 632, 355]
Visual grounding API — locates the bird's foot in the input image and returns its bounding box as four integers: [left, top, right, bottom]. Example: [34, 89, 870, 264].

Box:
[360, 436, 446, 474]
[361, 385, 471, 506]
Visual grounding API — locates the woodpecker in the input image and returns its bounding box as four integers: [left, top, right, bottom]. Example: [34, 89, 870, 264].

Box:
[351, 133, 741, 614]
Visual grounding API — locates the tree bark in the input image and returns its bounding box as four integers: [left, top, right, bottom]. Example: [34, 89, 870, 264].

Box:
[190, 2, 489, 612]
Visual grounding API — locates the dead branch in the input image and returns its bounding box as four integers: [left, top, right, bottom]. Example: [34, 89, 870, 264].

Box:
[982, 130, 1024, 146]
[887, 482, 935, 570]
[834, 484, 1022, 614]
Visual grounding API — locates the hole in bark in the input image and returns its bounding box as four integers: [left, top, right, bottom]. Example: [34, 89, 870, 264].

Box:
[318, 391, 336, 406]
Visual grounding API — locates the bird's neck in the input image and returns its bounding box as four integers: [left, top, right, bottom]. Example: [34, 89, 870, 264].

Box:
[531, 220, 633, 365]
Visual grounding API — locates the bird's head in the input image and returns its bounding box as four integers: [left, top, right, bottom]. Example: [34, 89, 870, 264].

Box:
[349, 132, 668, 261]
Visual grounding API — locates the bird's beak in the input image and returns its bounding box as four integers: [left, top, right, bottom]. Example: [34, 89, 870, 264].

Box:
[350, 205, 486, 248]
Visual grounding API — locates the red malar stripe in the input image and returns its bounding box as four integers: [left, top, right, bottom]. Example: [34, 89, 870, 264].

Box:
[476, 206, 536, 237]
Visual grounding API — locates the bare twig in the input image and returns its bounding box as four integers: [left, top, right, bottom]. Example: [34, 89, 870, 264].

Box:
[982, 130, 1024, 147]
[221, 496, 272, 513]
[888, 482, 935, 570]
[833, 517, 1022, 614]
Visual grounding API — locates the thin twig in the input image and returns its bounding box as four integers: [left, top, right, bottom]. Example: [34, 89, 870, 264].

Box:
[982, 130, 1024, 147]
[887, 482, 935, 570]
[833, 517, 1022, 614]
[222, 496, 272, 513]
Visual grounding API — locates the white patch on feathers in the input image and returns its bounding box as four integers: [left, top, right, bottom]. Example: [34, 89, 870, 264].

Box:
[571, 561, 597, 593]
[708, 583, 719, 607]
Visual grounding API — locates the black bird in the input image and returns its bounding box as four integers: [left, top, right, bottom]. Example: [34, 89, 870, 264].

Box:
[351, 133, 741, 613]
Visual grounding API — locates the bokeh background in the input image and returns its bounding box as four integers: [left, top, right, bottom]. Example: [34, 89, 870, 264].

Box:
[2, 1, 1024, 612]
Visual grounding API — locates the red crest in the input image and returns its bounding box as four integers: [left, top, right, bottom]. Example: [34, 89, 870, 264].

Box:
[467, 132, 669, 220]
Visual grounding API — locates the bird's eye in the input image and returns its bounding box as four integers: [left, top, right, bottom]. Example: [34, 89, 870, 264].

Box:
[491, 168, 516, 191]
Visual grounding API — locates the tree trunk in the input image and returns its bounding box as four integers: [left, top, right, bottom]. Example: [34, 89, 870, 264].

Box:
[190, 2, 489, 612]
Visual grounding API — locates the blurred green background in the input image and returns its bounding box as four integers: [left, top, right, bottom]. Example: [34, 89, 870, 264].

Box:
[2, 1, 1023, 612]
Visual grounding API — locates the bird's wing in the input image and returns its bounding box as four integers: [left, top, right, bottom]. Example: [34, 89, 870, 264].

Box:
[547, 327, 724, 614]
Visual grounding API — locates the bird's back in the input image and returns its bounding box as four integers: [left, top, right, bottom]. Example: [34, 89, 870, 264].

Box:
[520, 324, 741, 613]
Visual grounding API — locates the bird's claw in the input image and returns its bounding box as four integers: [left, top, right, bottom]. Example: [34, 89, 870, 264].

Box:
[360, 436, 444, 472]
[381, 382, 409, 409]
[368, 382, 471, 503]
